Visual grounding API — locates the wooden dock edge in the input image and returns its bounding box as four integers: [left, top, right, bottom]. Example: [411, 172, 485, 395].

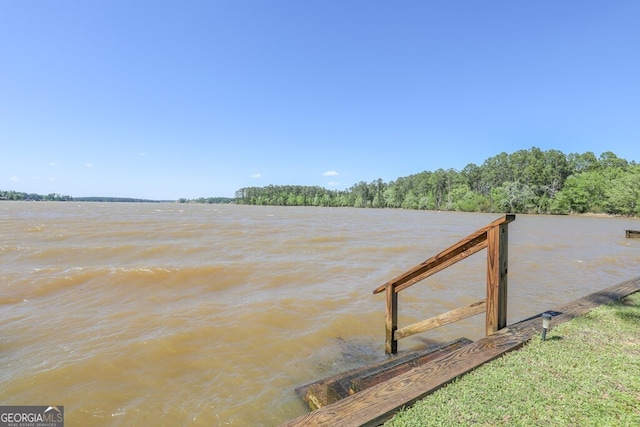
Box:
[281, 276, 640, 427]
[295, 338, 473, 410]
[626, 229, 640, 238]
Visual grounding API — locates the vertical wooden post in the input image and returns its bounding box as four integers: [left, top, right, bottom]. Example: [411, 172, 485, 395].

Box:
[486, 221, 509, 335]
[385, 284, 398, 354]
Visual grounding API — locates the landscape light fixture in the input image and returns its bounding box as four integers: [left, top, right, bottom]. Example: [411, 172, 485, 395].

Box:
[541, 312, 552, 341]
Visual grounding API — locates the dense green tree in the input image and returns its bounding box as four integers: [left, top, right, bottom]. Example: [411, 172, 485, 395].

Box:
[567, 151, 599, 174]
[383, 185, 401, 208]
[461, 163, 483, 194]
[551, 171, 608, 214]
[606, 165, 640, 215]
[492, 181, 536, 213]
[599, 151, 628, 170]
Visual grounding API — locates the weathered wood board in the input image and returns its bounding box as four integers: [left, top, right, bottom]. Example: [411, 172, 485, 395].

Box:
[295, 338, 473, 410]
[349, 338, 473, 393]
[282, 277, 640, 427]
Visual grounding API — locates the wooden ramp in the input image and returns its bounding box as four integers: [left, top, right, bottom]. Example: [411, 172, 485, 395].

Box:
[282, 277, 640, 427]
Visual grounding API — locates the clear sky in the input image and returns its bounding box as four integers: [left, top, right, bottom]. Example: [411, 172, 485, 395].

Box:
[2, 1, 639, 200]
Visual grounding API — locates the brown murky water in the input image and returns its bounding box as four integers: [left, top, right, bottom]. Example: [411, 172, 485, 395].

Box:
[1, 202, 639, 426]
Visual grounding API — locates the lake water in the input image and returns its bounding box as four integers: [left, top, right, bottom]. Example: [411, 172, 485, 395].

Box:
[1, 202, 639, 426]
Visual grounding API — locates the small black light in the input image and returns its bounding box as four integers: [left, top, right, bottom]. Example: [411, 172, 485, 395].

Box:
[541, 312, 552, 341]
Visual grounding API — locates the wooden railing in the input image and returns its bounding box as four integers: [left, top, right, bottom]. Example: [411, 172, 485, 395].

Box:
[373, 215, 515, 354]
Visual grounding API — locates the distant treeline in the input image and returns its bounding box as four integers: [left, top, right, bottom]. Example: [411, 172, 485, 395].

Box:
[178, 197, 235, 204]
[0, 192, 171, 203]
[5, 148, 639, 216]
[74, 197, 173, 203]
[234, 148, 640, 216]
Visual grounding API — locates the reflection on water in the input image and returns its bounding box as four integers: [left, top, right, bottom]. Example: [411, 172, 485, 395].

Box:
[1, 203, 639, 425]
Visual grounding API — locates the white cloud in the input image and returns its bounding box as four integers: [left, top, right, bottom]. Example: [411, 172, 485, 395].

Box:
[85, 162, 93, 167]
[327, 181, 339, 187]
[10, 176, 19, 182]
[323, 170, 339, 177]
[250, 173, 261, 178]
[49, 177, 58, 181]
[49, 162, 57, 166]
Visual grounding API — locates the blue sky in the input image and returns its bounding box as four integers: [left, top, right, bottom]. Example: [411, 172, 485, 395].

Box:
[2, 1, 639, 200]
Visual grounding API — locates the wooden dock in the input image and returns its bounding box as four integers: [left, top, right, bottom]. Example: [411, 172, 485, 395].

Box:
[282, 277, 640, 427]
[626, 229, 640, 238]
[295, 338, 473, 411]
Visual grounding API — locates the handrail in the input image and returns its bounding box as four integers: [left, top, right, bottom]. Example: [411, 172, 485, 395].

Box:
[374, 214, 515, 354]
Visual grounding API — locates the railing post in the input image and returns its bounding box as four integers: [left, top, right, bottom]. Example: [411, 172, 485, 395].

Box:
[385, 284, 398, 354]
[485, 220, 509, 335]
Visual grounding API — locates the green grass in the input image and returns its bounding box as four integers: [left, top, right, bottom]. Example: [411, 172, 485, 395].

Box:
[385, 292, 640, 427]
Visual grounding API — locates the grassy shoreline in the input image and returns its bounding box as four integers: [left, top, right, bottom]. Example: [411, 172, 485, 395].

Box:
[384, 292, 640, 427]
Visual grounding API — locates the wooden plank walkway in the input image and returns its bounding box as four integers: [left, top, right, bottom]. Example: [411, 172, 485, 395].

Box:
[282, 277, 640, 427]
[295, 338, 473, 410]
